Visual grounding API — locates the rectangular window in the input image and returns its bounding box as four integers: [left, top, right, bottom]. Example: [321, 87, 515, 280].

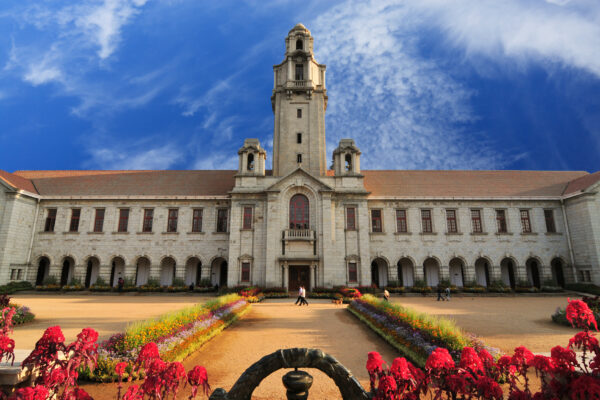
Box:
[69, 209, 80, 232]
[192, 209, 203, 232]
[496, 209, 507, 233]
[118, 209, 129, 232]
[297, 154, 302, 163]
[241, 262, 250, 282]
[544, 209, 556, 233]
[10, 269, 16, 280]
[471, 209, 482, 233]
[16, 269, 22, 280]
[167, 209, 178, 232]
[143, 209, 154, 232]
[396, 209, 407, 233]
[295, 63, 303, 80]
[216, 209, 228, 233]
[520, 209, 532, 233]
[297, 109, 302, 118]
[421, 209, 432, 233]
[242, 207, 253, 230]
[371, 209, 382, 233]
[446, 209, 457, 233]
[93, 209, 105, 232]
[348, 262, 358, 283]
[297, 133, 302, 144]
[44, 209, 57, 232]
[346, 207, 356, 230]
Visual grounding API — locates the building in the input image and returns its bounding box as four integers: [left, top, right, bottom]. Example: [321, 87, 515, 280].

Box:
[1, 24, 599, 291]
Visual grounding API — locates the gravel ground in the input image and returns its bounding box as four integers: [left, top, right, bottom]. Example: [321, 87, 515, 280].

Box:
[11, 294, 208, 349]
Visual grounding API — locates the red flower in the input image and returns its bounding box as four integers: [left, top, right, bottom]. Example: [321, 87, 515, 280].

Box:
[77, 328, 98, 344]
[446, 373, 468, 394]
[459, 347, 483, 373]
[41, 326, 65, 344]
[122, 385, 143, 400]
[187, 365, 210, 398]
[366, 351, 385, 374]
[566, 298, 598, 330]
[376, 375, 397, 399]
[590, 352, 600, 372]
[425, 347, 455, 372]
[508, 389, 533, 400]
[511, 346, 534, 368]
[497, 355, 516, 375]
[569, 374, 600, 399]
[390, 357, 413, 380]
[137, 342, 160, 369]
[115, 362, 127, 377]
[9, 386, 49, 400]
[476, 376, 503, 399]
[531, 355, 554, 373]
[568, 331, 599, 351]
[550, 346, 577, 372]
[477, 348, 494, 367]
[72, 388, 92, 400]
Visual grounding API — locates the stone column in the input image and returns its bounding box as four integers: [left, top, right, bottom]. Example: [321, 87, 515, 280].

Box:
[125, 264, 136, 285]
[283, 263, 289, 290]
[463, 265, 476, 285]
[309, 264, 315, 290]
[414, 264, 424, 282]
[440, 265, 450, 282]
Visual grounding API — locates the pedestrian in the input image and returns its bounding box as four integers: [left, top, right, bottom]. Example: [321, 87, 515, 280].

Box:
[383, 289, 390, 302]
[117, 276, 124, 292]
[445, 286, 451, 301]
[295, 286, 303, 305]
[436, 284, 444, 301]
[300, 286, 309, 306]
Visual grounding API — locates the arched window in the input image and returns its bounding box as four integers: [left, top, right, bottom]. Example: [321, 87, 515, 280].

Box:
[289, 194, 309, 229]
[247, 153, 254, 171]
[296, 39, 303, 50]
[345, 154, 352, 171]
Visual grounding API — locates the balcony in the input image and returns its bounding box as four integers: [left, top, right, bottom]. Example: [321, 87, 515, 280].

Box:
[284, 229, 316, 241]
[286, 80, 313, 89]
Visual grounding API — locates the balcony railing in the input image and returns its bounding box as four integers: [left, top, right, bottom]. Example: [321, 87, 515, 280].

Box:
[288, 80, 312, 88]
[284, 229, 316, 240]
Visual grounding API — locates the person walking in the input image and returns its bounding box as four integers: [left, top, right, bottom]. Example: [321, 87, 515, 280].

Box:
[295, 286, 303, 305]
[436, 285, 444, 301]
[117, 276, 124, 293]
[445, 286, 451, 301]
[300, 286, 309, 306]
[383, 289, 390, 302]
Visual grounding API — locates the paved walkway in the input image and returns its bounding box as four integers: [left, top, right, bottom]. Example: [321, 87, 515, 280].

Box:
[84, 299, 399, 400]
[11, 294, 207, 349]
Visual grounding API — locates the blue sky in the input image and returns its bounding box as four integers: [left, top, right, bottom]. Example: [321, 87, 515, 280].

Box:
[0, 0, 599, 173]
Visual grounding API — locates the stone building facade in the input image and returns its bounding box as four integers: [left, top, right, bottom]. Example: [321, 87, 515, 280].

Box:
[1, 24, 599, 290]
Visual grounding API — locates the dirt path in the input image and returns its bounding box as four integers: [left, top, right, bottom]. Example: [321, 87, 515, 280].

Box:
[11, 294, 208, 349]
[391, 295, 576, 353]
[84, 299, 399, 399]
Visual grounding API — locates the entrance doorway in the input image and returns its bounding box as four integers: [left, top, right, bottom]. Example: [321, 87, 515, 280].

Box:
[289, 265, 310, 292]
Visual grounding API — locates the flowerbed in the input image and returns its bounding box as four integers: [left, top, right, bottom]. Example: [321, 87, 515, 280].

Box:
[348, 295, 499, 367]
[0, 295, 35, 325]
[309, 286, 362, 302]
[552, 295, 600, 329]
[81, 294, 249, 382]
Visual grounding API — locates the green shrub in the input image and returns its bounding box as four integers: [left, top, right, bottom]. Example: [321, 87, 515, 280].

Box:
[0, 281, 33, 294]
[198, 278, 212, 287]
[172, 277, 186, 287]
[68, 277, 82, 286]
[565, 283, 600, 296]
[43, 275, 58, 285]
[146, 277, 160, 288]
[95, 276, 108, 286]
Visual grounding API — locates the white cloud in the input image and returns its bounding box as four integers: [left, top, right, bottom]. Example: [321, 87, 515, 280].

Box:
[89, 142, 182, 170]
[192, 152, 238, 170]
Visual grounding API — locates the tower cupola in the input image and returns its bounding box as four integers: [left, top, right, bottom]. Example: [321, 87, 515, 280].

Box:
[237, 139, 266, 176]
[333, 139, 361, 176]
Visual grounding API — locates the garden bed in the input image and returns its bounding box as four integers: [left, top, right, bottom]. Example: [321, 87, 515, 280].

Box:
[80, 294, 249, 382]
[552, 295, 600, 328]
[347, 294, 499, 367]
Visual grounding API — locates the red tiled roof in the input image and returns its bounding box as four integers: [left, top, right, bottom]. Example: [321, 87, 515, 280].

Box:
[13, 170, 236, 196]
[0, 170, 38, 194]
[6, 169, 597, 198]
[563, 171, 600, 195]
[361, 170, 589, 198]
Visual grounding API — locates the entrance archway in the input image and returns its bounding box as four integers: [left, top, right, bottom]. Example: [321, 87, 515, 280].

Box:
[160, 257, 176, 286]
[110, 257, 125, 287]
[500, 258, 516, 289]
[60, 257, 74, 286]
[135, 257, 151, 286]
[397, 258, 414, 287]
[551, 258, 565, 287]
[185, 257, 202, 286]
[36, 257, 50, 286]
[84, 257, 100, 288]
[371, 258, 388, 288]
[448, 258, 464, 287]
[423, 258, 440, 287]
[211, 257, 228, 287]
[526, 258, 541, 288]
[474, 258, 490, 287]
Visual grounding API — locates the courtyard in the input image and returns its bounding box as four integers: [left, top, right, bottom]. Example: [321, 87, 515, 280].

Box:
[9, 293, 580, 399]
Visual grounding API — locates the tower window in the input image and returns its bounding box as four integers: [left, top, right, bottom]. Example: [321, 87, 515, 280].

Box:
[295, 63, 304, 80]
[247, 153, 254, 171]
[345, 154, 352, 171]
[297, 133, 302, 144]
[297, 154, 302, 163]
[296, 39, 303, 50]
[297, 109, 302, 118]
